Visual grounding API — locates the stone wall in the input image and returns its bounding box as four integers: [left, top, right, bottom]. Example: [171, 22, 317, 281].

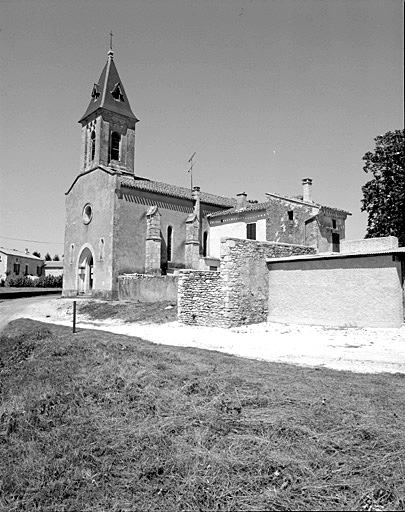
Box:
[178, 238, 315, 327]
[266, 197, 316, 246]
[177, 270, 226, 326]
[119, 273, 178, 302]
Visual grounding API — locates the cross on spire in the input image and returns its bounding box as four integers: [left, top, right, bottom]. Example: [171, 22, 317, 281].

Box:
[109, 30, 114, 50]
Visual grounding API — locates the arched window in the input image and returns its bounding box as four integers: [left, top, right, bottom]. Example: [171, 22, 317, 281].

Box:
[110, 131, 121, 161]
[167, 226, 173, 262]
[99, 238, 105, 261]
[203, 231, 208, 257]
[90, 130, 96, 161]
[69, 243, 75, 264]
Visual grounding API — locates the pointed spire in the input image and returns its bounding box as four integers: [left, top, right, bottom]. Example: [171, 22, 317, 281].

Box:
[79, 40, 138, 124]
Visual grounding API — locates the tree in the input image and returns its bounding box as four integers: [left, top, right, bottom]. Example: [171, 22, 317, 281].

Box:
[53, 254, 60, 261]
[32, 251, 41, 258]
[44, 253, 52, 261]
[361, 129, 405, 246]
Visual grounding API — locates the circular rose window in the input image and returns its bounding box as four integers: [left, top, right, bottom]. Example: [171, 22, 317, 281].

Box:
[82, 203, 93, 224]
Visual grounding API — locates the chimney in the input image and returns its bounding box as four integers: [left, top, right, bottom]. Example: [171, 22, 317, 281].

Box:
[236, 192, 247, 209]
[302, 178, 313, 202]
[25, 248, 29, 255]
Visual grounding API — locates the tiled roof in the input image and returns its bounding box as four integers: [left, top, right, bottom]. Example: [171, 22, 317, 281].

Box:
[120, 176, 236, 208]
[0, 247, 43, 260]
[44, 260, 64, 268]
[266, 192, 351, 216]
[207, 201, 267, 218]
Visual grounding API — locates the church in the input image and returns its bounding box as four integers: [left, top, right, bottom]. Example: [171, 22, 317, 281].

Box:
[63, 48, 350, 300]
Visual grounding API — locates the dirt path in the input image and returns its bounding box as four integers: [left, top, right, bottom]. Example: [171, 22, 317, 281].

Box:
[1, 296, 404, 374]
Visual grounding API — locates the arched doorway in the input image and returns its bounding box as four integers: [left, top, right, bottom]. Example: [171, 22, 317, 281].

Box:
[77, 247, 94, 295]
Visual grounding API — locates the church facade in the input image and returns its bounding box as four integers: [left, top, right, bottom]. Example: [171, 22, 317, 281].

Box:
[62, 49, 234, 299]
[63, 49, 350, 300]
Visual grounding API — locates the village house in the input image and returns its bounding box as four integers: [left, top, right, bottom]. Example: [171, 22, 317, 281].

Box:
[207, 178, 351, 259]
[43, 259, 64, 277]
[0, 248, 43, 284]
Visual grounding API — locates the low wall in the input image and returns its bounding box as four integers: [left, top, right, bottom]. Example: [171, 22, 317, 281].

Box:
[267, 253, 404, 328]
[178, 238, 315, 327]
[118, 274, 178, 302]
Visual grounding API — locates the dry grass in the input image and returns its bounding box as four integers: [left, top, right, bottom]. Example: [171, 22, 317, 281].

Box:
[1, 318, 404, 511]
[77, 300, 177, 324]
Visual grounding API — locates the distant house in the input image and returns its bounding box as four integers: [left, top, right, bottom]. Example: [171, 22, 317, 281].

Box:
[0, 248, 44, 283]
[44, 260, 64, 277]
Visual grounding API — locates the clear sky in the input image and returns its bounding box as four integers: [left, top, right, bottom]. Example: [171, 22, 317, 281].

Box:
[0, 0, 403, 258]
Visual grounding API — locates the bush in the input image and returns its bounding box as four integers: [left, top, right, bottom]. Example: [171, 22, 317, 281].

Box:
[34, 275, 63, 288]
[7, 276, 34, 288]
[7, 275, 63, 288]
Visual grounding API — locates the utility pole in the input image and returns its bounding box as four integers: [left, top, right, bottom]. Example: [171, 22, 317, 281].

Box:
[188, 152, 196, 191]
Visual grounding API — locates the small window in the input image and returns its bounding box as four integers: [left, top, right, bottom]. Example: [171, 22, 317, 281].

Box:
[90, 130, 96, 161]
[111, 82, 124, 101]
[99, 238, 105, 261]
[288, 210, 294, 221]
[110, 131, 121, 161]
[37, 266, 42, 277]
[203, 231, 208, 257]
[25, 264, 29, 276]
[14, 263, 20, 275]
[82, 204, 93, 224]
[332, 219, 337, 229]
[91, 83, 101, 100]
[70, 243, 75, 264]
[246, 223, 256, 240]
[167, 226, 173, 262]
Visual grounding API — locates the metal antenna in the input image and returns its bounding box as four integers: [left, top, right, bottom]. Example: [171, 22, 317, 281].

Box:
[188, 152, 196, 191]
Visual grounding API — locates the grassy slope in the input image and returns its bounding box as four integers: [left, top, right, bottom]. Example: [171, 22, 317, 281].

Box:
[0, 319, 404, 511]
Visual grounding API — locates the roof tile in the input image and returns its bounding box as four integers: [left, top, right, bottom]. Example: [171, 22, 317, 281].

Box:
[120, 176, 236, 208]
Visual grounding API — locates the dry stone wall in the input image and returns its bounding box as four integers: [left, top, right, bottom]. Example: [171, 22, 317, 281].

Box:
[178, 238, 315, 327]
[177, 270, 226, 327]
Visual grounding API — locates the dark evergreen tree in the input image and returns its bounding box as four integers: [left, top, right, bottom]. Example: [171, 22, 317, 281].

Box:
[32, 251, 41, 258]
[44, 253, 52, 261]
[53, 254, 60, 261]
[361, 129, 405, 246]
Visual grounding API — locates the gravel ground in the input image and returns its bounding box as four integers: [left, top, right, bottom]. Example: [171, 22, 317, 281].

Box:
[2, 297, 405, 374]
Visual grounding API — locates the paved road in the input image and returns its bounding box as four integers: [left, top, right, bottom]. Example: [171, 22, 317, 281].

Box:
[0, 295, 55, 333]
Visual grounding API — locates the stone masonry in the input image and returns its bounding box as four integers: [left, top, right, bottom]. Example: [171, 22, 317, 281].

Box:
[178, 237, 316, 327]
[145, 206, 162, 275]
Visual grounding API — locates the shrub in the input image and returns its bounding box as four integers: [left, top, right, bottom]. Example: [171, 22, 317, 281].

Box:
[34, 275, 63, 288]
[8, 276, 34, 288]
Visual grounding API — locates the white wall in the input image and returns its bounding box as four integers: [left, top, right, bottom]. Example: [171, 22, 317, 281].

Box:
[267, 254, 404, 328]
[209, 218, 266, 258]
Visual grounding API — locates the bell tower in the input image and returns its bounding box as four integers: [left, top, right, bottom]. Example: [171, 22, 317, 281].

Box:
[78, 45, 139, 175]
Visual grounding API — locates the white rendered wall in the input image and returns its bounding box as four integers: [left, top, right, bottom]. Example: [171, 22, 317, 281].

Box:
[267, 254, 404, 328]
[209, 218, 266, 258]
